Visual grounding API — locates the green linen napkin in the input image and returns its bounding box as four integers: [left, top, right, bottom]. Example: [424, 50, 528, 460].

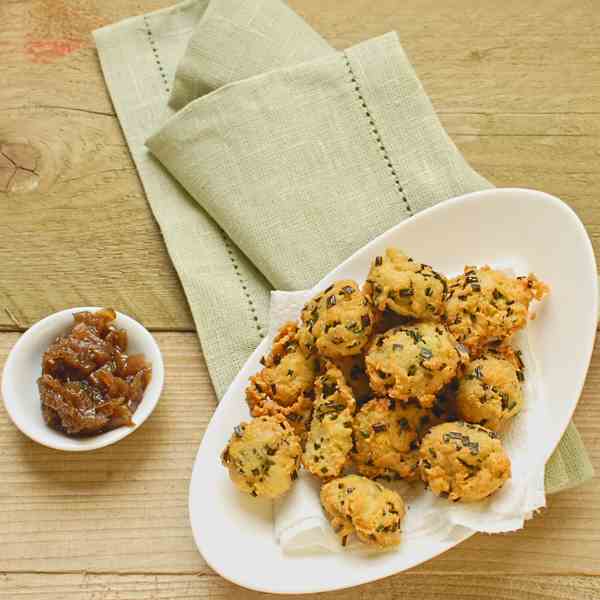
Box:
[94, 0, 593, 493]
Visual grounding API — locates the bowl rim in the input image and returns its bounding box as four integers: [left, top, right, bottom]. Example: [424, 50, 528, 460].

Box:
[1, 306, 164, 452]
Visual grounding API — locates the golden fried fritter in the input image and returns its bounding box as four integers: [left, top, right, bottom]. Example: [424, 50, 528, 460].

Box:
[246, 322, 319, 434]
[455, 351, 523, 431]
[365, 322, 468, 407]
[445, 266, 548, 355]
[364, 248, 447, 320]
[320, 475, 405, 548]
[303, 361, 356, 479]
[298, 280, 374, 359]
[353, 398, 433, 480]
[419, 421, 511, 502]
[221, 415, 302, 498]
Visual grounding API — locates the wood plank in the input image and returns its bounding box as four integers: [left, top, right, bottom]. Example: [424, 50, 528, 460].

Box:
[1, 573, 600, 600]
[1, 0, 600, 329]
[0, 0, 194, 331]
[0, 331, 598, 574]
[0, 106, 192, 331]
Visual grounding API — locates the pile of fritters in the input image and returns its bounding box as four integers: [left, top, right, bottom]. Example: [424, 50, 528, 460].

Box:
[222, 248, 548, 548]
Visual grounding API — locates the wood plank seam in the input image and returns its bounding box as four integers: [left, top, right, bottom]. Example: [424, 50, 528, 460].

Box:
[0, 570, 599, 576]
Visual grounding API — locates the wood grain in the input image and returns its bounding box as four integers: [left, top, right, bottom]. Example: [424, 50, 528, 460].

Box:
[0, 0, 194, 331]
[0, 106, 190, 331]
[2, 1, 600, 598]
[1, 0, 599, 329]
[1, 573, 599, 600]
[1, 331, 599, 575]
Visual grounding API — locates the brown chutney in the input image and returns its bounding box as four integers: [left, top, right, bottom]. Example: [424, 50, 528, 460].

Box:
[38, 308, 151, 436]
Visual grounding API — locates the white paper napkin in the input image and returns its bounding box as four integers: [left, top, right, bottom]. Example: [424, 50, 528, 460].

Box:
[268, 282, 548, 553]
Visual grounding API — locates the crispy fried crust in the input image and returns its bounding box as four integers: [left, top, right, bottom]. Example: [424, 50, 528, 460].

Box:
[455, 350, 523, 431]
[320, 475, 405, 548]
[298, 280, 374, 359]
[419, 421, 511, 502]
[364, 248, 447, 320]
[302, 361, 356, 480]
[246, 322, 318, 435]
[444, 266, 549, 355]
[365, 322, 468, 407]
[221, 415, 302, 499]
[353, 398, 433, 481]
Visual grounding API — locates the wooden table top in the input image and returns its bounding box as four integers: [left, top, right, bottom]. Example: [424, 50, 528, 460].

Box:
[1, 1, 599, 598]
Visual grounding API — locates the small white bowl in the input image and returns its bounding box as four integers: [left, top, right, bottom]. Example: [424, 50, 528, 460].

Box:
[1, 307, 164, 451]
